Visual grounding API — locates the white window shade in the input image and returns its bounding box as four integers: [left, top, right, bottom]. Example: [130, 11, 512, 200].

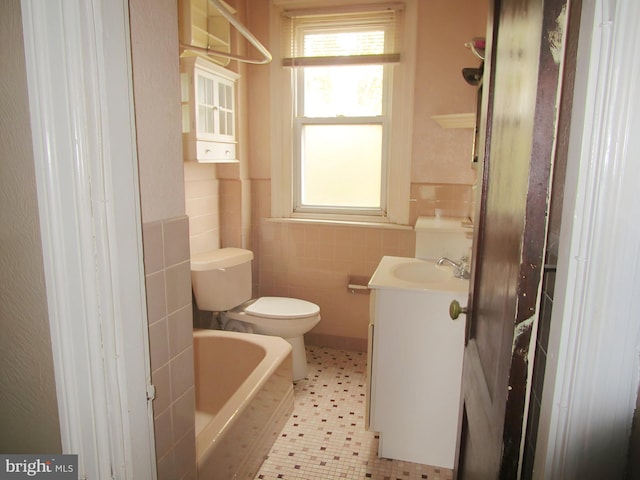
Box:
[282, 4, 403, 67]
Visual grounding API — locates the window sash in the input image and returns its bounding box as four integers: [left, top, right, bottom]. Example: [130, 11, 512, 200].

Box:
[293, 115, 389, 216]
[282, 4, 403, 67]
[292, 48, 390, 216]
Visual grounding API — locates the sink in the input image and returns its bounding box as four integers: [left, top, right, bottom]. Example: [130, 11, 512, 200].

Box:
[369, 256, 469, 293]
[391, 261, 451, 283]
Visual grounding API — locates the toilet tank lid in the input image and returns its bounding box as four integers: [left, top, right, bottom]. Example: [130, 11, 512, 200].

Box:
[191, 248, 253, 271]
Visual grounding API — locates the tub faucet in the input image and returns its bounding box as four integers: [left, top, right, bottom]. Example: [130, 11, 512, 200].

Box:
[436, 256, 470, 279]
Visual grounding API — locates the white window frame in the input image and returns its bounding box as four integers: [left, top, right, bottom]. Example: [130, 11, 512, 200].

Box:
[293, 65, 390, 216]
[270, 0, 416, 225]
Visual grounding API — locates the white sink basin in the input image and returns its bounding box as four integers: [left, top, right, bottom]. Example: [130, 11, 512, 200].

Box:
[369, 256, 469, 293]
[391, 261, 451, 283]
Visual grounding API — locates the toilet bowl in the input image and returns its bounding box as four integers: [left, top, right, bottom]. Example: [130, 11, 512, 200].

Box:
[191, 248, 321, 381]
[221, 297, 320, 380]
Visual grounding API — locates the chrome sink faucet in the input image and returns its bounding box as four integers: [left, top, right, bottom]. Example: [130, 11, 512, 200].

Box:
[436, 256, 470, 279]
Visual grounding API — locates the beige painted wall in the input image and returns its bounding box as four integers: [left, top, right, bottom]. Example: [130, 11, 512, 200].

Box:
[0, 0, 62, 453]
[412, 0, 487, 185]
[130, 0, 186, 224]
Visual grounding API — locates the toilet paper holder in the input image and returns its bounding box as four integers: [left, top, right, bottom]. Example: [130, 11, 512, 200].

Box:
[347, 275, 370, 294]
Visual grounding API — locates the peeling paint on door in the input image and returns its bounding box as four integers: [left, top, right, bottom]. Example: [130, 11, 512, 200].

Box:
[548, 4, 567, 65]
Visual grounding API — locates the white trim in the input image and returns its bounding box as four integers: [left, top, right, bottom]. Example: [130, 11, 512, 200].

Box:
[21, 0, 156, 478]
[270, 0, 415, 225]
[535, 0, 640, 477]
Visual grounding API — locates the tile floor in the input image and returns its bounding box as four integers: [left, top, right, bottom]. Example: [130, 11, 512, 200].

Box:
[255, 346, 454, 480]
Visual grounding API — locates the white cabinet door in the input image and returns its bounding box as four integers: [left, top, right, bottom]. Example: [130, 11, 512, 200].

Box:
[368, 287, 466, 469]
[181, 56, 239, 162]
[195, 67, 235, 143]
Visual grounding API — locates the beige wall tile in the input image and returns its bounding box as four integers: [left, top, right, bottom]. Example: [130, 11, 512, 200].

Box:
[172, 388, 195, 442]
[185, 178, 219, 199]
[156, 449, 176, 480]
[163, 216, 190, 266]
[165, 262, 192, 314]
[189, 230, 220, 257]
[187, 212, 217, 236]
[170, 347, 194, 401]
[143, 220, 164, 274]
[186, 195, 219, 219]
[173, 425, 197, 480]
[153, 407, 173, 460]
[143, 215, 195, 477]
[151, 363, 171, 415]
[168, 305, 193, 358]
[148, 319, 169, 371]
[145, 271, 167, 325]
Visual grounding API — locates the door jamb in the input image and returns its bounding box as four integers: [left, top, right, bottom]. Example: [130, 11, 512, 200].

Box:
[21, 0, 156, 477]
[535, 0, 640, 477]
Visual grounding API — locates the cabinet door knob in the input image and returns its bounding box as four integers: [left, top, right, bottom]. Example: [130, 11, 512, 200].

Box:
[449, 300, 467, 320]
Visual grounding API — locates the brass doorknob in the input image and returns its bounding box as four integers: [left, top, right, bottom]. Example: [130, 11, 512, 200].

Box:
[449, 300, 468, 320]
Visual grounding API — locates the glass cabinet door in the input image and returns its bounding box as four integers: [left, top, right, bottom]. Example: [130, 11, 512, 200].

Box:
[217, 81, 234, 137]
[197, 73, 216, 136]
[195, 69, 234, 142]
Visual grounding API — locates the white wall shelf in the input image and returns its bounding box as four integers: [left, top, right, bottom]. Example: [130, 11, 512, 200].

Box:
[178, 0, 235, 66]
[432, 113, 475, 129]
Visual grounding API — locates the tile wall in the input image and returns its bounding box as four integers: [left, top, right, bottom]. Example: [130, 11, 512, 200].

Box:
[184, 163, 220, 257]
[184, 173, 474, 351]
[251, 180, 475, 351]
[142, 215, 196, 480]
[219, 178, 251, 249]
[409, 183, 474, 224]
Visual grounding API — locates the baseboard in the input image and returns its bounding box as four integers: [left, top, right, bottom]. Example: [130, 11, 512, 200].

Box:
[305, 333, 367, 352]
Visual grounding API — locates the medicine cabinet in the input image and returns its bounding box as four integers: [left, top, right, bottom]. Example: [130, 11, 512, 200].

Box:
[180, 56, 239, 163]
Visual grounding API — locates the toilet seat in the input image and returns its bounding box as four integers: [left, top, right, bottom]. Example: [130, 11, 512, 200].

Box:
[244, 296, 319, 319]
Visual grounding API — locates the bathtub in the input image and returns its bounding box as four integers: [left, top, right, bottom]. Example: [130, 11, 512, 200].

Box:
[193, 329, 294, 479]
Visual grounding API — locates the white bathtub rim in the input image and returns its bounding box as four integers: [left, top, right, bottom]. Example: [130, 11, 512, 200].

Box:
[192, 329, 293, 464]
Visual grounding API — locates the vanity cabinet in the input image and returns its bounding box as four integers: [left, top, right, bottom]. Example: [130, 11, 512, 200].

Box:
[367, 257, 468, 469]
[180, 56, 239, 163]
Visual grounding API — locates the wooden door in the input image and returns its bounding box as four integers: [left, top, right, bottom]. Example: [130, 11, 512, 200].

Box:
[458, 0, 569, 477]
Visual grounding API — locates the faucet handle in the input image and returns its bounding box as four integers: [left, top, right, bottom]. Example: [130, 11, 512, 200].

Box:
[457, 256, 471, 279]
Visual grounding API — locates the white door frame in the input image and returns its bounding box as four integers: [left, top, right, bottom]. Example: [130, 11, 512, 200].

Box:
[535, 0, 640, 477]
[21, 0, 156, 478]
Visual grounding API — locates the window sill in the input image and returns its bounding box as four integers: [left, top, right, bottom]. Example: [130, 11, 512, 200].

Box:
[265, 217, 413, 230]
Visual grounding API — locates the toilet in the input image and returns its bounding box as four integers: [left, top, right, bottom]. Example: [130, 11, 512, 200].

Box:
[190, 247, 321, 381]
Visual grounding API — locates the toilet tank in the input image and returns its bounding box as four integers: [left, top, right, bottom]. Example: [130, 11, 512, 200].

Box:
[191, 248, 253, 311]
[414, 216, 473, 260]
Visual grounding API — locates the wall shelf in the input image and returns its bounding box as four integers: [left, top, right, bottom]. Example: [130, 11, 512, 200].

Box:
[432, 113, 475, 129]
[178, 0, 235, 66]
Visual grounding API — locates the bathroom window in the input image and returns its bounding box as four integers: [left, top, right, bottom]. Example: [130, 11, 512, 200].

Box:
[271, 2, 416, 224]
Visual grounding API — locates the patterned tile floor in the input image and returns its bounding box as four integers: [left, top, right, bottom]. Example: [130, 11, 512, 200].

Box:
[255, 346, 454, 480]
